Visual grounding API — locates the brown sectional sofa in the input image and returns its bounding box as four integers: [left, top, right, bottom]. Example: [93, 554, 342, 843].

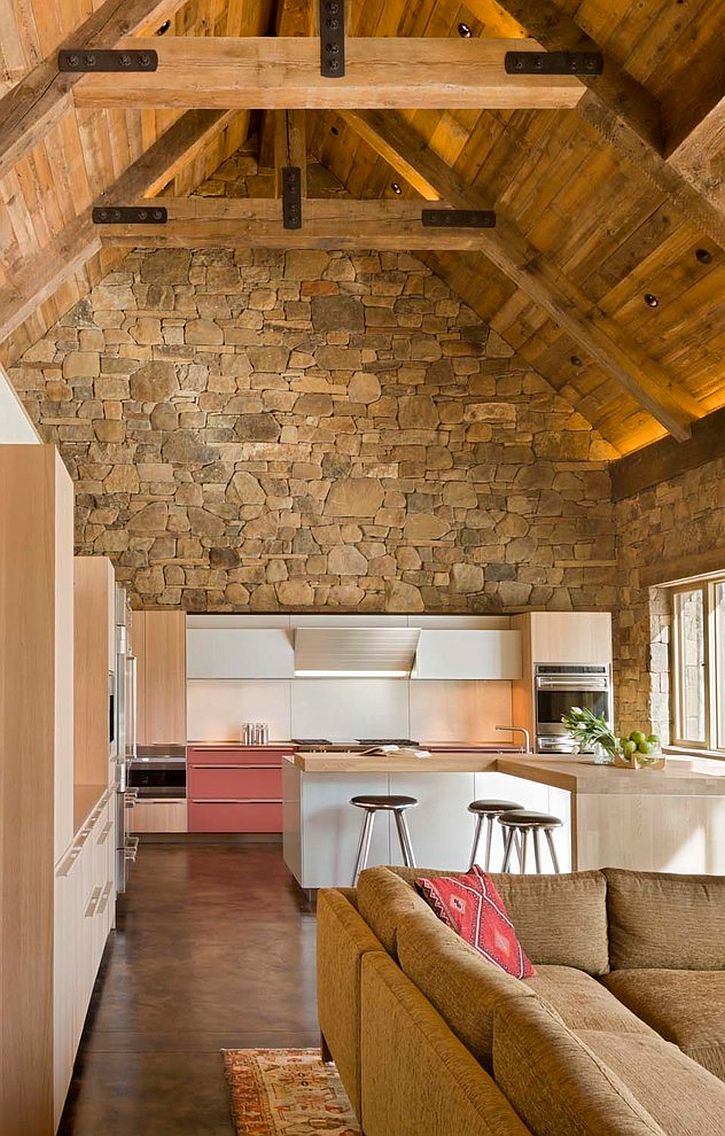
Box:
[316, 866, 725, 1135]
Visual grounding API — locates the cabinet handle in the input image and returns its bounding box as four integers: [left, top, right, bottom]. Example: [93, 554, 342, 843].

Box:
[56, 846, 82, 878]
[97, 821, 113, 845]
[190, 763, 280, 770]
[85, 885, 103, 918]
[190, 798, 283, 805]
[96, 881, 113, 916]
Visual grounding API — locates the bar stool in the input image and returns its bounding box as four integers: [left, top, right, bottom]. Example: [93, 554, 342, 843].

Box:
[467, 799, 524, 871]
[350, 795, 418, 885]
[498, 810, 563, 874]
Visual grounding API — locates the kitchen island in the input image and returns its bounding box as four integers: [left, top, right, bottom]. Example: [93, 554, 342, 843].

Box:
[282, 750, 725, 890]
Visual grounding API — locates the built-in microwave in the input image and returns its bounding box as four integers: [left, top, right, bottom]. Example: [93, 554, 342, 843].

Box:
[535, 664, 611, 753]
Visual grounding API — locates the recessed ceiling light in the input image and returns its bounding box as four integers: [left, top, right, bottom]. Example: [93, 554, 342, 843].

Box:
[570, 355, 582, 367]
[330, 125, 339, 136]
[695, 247, 712, 264]
[457, 23, 473, 37]
[391, 182, 403, 195]
[643, 293, 659, 308]
[155, 18, 171, 34]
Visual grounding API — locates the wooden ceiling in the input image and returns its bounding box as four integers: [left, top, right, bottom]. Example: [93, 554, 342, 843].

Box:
[0, 0, 722, 455]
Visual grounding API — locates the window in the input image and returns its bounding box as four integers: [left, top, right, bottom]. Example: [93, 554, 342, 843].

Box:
[671, 575, 725, 754]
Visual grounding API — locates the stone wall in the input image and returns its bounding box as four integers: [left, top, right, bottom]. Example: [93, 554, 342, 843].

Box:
[613, 456, 725, 737]
[9, 246, 617, 612]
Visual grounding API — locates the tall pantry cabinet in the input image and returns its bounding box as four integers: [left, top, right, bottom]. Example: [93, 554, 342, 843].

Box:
[0, 446, 74, 1136]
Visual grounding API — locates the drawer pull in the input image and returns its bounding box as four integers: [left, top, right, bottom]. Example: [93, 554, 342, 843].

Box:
[96, 881, 113, 916]
[97, 821, 113, 845]
[85, 885, 103, 918]
[190, 763, 280, 770]
[190, 798, 283, 805]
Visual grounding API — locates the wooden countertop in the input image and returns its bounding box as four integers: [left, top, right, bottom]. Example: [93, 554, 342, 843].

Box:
[285, 751, 725, 796]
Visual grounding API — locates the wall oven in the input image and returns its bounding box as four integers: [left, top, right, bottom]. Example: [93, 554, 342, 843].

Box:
[128, 748, 187, 800]
[535, 664, 611, 753]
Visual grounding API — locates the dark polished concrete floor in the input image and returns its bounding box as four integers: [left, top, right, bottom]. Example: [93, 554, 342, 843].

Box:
[59, 842, 318, 1135]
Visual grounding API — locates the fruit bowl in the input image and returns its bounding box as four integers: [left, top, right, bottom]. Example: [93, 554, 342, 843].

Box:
[616, 730, 665, 770]
[613, 750, 666, 771]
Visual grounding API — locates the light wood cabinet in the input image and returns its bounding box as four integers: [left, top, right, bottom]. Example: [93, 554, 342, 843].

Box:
[0, 445, 74, 1136]
[128, 799, 187, 833]
[511, 611, 613, 747]
[135, 611, 187, 745]
[74, 556, 116, 797]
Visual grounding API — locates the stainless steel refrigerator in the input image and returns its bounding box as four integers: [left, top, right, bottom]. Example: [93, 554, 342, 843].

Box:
[114, 584, 139, 893]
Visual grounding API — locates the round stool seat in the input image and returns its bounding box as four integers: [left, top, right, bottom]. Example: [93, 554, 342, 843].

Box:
[468, 799, 522, 816]
[351, 794, 418, 811]
[498, 809, 563, 829]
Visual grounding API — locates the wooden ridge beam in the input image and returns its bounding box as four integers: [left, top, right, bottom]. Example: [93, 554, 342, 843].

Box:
[610, 406, 725, 501]
[100, 197, 501, 249]
[258, 0, 315, 173]
[493, 0, 725, 248]
[339, 110, 703, 442]
[71, 37, 585, 111]
[0, 110, 230, 348]
[0, 0, 188, 184]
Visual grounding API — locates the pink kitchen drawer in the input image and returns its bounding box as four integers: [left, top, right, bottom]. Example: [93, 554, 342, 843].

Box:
[187, 800, 283, 833]
[187, 747, 291, 767]
[188, 765, 282, 800]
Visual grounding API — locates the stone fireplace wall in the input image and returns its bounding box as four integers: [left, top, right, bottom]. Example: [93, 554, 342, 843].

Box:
[8, 246, 617, 613]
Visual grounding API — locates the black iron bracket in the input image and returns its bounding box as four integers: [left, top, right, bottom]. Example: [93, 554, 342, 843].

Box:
[505, 50, 603, 76]
[92, 206, 167, 224]
[320, 0, 345, 77]
[59, 49, 158, 72]
[282, 168, 302, 230]
[421, 209, 496, 230]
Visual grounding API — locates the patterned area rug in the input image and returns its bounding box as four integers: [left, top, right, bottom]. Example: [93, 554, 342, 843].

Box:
[222, 1048, 361, 1135]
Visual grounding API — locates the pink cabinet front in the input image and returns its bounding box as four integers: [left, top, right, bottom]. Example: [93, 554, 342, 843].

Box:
[188, 747, 292, 767]
[187, 801, 282, 833]
[188, 765, 282, 801]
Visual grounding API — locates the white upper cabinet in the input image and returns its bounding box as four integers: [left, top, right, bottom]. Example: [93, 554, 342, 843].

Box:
[412, 629, 522, 680]
[187, 628, 295, 679]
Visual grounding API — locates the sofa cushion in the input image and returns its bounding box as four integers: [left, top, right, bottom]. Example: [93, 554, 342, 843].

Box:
[393, 866, 609, 975]
[601, 968, 725, 1081]
[527, 966, 657, 1037]
[579, 1029, 725, 1136]
[492, 997, 665, 1135]
[604, 868, 725, 970]
[417, 869, 535, 978]
[357, 866, 436, 956]
[396, 906, 544, 1066]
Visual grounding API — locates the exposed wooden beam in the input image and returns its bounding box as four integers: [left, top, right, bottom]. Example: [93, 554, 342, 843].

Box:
[339, 110, 703, 442]
[101, 197, 503, 249]
[493, 0, 725, 248]
[72, 37, 585, 110]
[274, 111, 307, 197]
[0, 0, 187, 184]
[610, 406, 725, 502]
[0, 110, 230, 348]
[258, 0, 315, 173]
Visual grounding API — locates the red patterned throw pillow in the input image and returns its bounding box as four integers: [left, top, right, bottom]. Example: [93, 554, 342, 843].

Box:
[416, 866, 535, 979]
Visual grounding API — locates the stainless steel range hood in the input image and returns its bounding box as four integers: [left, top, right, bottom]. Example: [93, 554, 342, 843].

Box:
[294, 627, 421, 677]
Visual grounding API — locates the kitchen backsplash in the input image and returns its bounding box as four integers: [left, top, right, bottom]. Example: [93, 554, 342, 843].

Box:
[187, 677, 513, 743]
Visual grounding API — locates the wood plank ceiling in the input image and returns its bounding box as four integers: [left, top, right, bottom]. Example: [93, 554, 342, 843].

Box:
[0, 0, 722, 456]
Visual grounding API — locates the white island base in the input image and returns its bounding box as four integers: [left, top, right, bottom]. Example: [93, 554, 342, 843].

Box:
[282, 758, 571, 890]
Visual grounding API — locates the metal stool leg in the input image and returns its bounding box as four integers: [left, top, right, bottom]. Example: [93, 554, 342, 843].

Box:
[519, 828, 528, 873]
[484, 815, 495, 871]
[501, 826, 516, 872]
[394, 809, 416, 868]
[468, 812, 485, 871]
[532, 827, 542, 874]
[351, 809, 375, 885]
[545, 828, 561, 874]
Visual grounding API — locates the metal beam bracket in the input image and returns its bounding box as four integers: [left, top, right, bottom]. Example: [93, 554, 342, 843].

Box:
[422, 209, 496, 229]
[59, 49, 158, 72]
[320, 0, 345, 77]
[92, 206, 167, 224]
[282, 168, 302, 230]
[505, 50, 603, 76]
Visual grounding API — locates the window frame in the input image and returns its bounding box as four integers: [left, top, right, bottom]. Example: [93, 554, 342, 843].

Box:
[670, 575, 725, 755]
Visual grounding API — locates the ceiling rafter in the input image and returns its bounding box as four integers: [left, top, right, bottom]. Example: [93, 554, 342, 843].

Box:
[337, 109, 703, 443]
[0, 0, 189, 184]
[493, 0, 725, 248]
[258, 0, 315, 175]
[0, 109, 234, 346]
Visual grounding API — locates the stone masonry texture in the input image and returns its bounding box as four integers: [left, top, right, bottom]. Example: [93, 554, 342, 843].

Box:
[9, 245, 618, 616]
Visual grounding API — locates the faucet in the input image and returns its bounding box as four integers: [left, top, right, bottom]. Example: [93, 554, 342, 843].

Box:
[495, 725, 531, 753]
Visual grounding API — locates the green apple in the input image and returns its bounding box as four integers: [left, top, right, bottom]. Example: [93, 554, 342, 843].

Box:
[647, 734, 660, 746]
[630, 730, 646, 745]
[622, 739, 637, 756]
